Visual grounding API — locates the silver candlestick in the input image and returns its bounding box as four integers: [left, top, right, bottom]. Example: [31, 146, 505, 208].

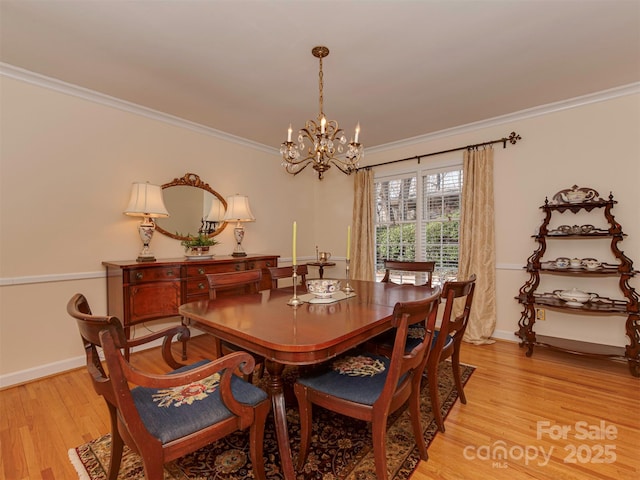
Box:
[288, 265, 304, 306]
[343, 259, 355, 294]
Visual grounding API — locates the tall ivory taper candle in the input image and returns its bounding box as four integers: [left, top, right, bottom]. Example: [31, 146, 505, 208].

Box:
[292, 221, 297, 266]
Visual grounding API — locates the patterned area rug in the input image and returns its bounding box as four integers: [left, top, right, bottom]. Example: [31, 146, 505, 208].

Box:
[69, 362, 474, 480]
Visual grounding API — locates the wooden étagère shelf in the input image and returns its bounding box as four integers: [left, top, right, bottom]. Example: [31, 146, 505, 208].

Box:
[515, 186, 639, 376]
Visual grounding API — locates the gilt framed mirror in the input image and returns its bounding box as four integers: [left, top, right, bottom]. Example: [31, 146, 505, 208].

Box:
[154, 173, 227, 241]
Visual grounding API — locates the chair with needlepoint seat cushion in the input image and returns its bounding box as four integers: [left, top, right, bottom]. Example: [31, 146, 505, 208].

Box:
[206, 269, 265, 381]
[294, 291, 441, 480]
[381, 260, 436, 287]
[265, 264, 311, 403]
[67, 293, 270, 480]
[425, 274, 476, 431]
[369, 274, 476, 432]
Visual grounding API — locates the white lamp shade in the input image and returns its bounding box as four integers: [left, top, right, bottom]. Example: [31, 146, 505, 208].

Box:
[123, 182, 169, 218]
[206, 198, 225, 222]
[223, 194, 255, 222]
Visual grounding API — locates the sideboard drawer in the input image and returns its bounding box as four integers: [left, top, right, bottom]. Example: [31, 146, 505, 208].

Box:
[186, 278, 212, 297]
[185, 262, 246, 277]
[247, 258, 276, 270]
[128, 266, 179, 283]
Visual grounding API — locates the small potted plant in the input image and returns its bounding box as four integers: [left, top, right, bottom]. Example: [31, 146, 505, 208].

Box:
[180, 233, 219, 256]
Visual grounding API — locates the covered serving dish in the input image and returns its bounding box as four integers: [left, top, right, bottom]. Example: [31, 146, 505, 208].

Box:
[554, 288, 597, 307]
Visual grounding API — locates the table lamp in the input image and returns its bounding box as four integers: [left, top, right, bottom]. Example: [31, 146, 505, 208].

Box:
[223, 194, 255, 257]
[123, 182, 169, 262]
[204, 197, 225, 234]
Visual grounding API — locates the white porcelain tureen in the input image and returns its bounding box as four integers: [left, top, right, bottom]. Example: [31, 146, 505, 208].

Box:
[554, 288, 596, 306]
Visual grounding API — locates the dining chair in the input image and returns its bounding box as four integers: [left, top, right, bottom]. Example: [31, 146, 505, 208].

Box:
[370, 274, 476, 432]
[267, 264, 308, 290]
[381, 260, 436, 287]
[426, 274, 476, 431]
[67, 293, 270, 480]
[294, 291, 441, 480]
[265, 264, 312, 402]
[206, 269, 265, 380]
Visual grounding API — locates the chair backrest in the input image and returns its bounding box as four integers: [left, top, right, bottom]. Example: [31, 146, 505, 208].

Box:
[206, 269, 263, 300]
[67, 293, 128, 403]
[433, 274, 477, 356]
[267, 264, 308, 289]
[381, 260, 436, 288]
[67, 293, 187, 397]
[377, 291, 440, 409]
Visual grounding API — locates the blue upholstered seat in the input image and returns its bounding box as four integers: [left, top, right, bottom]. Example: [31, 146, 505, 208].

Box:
[297, 353, 409, 406]
[132, 360, 268, 444]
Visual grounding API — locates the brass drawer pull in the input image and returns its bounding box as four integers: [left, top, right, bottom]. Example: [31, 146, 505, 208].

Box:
[198, 283, 206, 290]
[136, 272, 143, 280]
[198, 268, 205, 275]
[167, 270, 174, 276]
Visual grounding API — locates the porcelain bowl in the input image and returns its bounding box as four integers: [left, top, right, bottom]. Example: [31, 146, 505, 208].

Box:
[306, 278, 342, 298]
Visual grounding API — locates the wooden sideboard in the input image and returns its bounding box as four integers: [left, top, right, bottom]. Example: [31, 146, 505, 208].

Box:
[102, 254, 279, 350]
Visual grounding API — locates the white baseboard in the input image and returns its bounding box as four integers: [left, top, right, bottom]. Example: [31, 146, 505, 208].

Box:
[0, 335, 187, 389]
[0, 355, 88, 389]
[491, 329, 520, 343]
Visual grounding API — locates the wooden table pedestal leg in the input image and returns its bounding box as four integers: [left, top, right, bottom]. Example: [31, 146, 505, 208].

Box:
[265, 360, 296, 480]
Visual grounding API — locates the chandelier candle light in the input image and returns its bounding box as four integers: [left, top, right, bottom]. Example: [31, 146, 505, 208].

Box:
[280, 46, 364, 180]
[123, 182, 169, 262]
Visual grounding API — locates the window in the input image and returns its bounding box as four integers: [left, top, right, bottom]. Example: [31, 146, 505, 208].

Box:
[375, 165, 463, 285]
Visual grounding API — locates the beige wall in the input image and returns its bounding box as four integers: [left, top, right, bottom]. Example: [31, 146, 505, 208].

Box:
[363, 92, 640, 348]
[1, 73, 638, 386]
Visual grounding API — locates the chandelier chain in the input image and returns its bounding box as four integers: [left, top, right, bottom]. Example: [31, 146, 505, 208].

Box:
[318, 56, 324, 119]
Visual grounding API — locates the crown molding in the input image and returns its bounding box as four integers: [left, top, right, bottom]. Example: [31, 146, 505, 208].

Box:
[0, 62, 275, 155]
[3, 62, 638, 156]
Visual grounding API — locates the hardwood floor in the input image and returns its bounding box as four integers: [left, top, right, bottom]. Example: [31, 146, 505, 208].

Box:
[1, 335, 638, 479]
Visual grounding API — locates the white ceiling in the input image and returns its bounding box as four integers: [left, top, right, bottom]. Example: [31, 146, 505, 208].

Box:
[2, 0, 639, 150]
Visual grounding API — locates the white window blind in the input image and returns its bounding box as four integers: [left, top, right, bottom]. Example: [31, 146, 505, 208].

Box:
[375, 165, 462, 284]
[421, 168, 463, 276]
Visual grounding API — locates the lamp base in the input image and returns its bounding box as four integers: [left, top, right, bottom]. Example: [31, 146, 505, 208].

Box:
[136, 219, 157, 262]
[231, 224, 247, 257]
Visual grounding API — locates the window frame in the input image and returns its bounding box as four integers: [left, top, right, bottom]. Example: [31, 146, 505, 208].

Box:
[374, 160, 463, 285]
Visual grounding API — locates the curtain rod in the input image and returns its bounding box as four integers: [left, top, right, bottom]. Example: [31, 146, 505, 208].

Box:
[357, 131, 522, 171]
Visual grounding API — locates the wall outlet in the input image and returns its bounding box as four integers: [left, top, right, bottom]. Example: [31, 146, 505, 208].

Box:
[535, 308, 545, 321]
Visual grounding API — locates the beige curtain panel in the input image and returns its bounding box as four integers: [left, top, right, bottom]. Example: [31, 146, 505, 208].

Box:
[351, 169, 375, 281]
[459, 146, 497, 344]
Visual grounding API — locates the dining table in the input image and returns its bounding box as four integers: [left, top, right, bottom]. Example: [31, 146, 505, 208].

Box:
[178, 278, 438, 480]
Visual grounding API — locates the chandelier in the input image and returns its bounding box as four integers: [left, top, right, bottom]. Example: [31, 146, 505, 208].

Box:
[280, 46, 364, 180]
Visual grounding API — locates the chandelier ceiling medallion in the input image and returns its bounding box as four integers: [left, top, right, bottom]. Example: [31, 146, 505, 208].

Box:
[280, 46, 363, 180]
